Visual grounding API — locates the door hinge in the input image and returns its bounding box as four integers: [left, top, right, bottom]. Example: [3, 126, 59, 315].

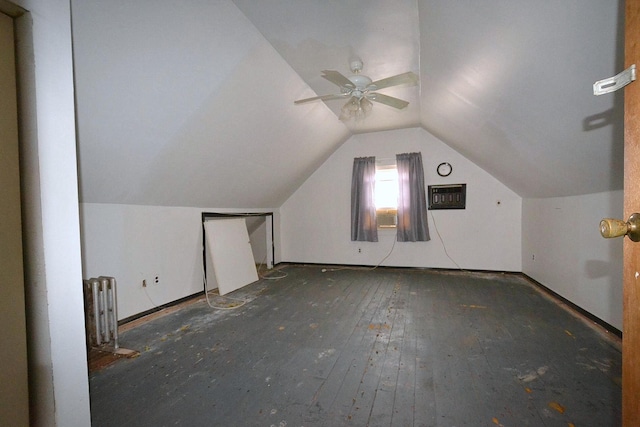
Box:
[593, 64, 636, 95]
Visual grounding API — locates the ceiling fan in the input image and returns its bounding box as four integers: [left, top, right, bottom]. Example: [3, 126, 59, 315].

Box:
[294, 58, 418, 120]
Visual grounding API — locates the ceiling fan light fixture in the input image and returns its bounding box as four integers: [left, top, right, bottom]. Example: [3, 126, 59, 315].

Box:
[361, 97, 373, 113]
[342, 97, 359, 112]
[340, 96, 371, 121]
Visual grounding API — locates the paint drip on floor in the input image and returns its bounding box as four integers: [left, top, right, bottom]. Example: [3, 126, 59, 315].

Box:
[518, 366, 548, 382]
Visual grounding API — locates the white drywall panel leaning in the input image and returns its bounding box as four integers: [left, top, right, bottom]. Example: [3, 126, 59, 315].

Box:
[205, 218, 259, 295]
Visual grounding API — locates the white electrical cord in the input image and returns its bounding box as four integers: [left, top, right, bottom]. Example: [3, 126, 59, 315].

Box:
[429, 210, 463, 270]
[322, 234, 397, 272]
[256, 255, 288, 280]
[202, 274, 248, 310]
[202, 256, 288, 310]
[201, 259, 248, 310]
[142, 285, 159, 308]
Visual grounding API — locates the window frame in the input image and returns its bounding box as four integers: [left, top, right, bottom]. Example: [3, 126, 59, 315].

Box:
[374, 161, 398, 229]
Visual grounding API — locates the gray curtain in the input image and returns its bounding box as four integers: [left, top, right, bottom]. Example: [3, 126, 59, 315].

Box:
[351, 156, 378, 242]
[396, 152, 430, 242]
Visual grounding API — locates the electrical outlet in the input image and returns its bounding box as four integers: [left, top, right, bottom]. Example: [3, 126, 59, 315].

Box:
[154, 275, 159, 284]
[358, 248, 362, 253]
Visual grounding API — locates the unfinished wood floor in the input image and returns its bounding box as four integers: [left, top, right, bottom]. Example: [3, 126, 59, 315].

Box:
[89, 265, 621, 426]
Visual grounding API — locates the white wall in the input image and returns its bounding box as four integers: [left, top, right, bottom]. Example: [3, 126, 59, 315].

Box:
[522, 191, 623, 330]
[281, 127, 522, 271]
[9, 0, 91, 425]
[247, 217, 268, 266]
[81, 203, 279, 320]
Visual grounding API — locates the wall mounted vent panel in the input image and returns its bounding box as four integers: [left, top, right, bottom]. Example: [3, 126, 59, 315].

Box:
[428, 184, 466, 210]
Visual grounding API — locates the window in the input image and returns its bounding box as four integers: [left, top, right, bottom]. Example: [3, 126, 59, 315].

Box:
[353, 153, 429, 239]
[375, 164, 398, 228]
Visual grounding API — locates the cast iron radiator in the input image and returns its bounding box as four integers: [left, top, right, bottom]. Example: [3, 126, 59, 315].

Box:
[83, 276, 119, 350]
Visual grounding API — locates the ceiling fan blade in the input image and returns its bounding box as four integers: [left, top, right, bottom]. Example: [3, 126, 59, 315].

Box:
[370, 71, 418, 91]
[294, 93, 348, 104]
[321, 70, 355, 89]
[368, 92, 410, 109]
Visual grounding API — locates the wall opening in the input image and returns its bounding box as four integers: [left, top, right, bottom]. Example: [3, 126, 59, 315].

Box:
[201, 212, 274, 295]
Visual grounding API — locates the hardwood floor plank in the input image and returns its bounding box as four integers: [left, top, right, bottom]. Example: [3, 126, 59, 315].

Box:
[89, 266, 621, 426]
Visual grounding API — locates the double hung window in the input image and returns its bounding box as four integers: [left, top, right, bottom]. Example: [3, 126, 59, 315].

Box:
[351, 152, 429, 242]
[375, 163, 398, 228]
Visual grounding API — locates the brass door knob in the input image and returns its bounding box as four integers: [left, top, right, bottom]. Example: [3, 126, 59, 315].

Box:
[600, 213, 640, 241]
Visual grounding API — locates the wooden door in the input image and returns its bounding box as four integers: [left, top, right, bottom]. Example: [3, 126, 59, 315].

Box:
[624, 0, 640, 424]
[0, 11, 29, 426]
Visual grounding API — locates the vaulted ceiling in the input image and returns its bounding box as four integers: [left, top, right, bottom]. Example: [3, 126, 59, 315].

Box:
[72, 0, 624, 208]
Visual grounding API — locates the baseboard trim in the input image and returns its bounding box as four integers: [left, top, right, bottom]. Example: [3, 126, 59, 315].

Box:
[279, 261, 520, 275]
[520, 273, 622, 339]
[119, 291, 204, 327]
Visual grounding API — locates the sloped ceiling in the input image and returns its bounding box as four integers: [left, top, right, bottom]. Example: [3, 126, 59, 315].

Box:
[72, 0, 624, 208]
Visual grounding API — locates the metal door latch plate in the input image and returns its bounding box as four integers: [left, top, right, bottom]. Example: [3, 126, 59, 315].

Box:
[593, 64, 636, 95]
